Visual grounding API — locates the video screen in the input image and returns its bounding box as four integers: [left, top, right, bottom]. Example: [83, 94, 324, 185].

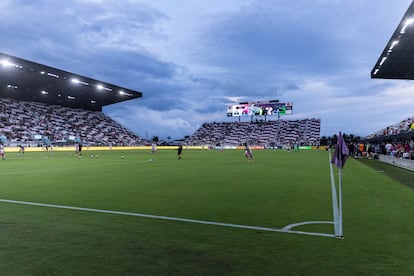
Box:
[227, 102, 292, 117]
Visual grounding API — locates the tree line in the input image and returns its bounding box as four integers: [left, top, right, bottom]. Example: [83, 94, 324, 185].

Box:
[320, 133, 362, 146]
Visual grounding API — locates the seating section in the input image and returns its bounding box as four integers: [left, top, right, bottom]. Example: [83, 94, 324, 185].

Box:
[0, 96, 322, 147]
[185, 119, 321, 146]
[0, 97, 145, 146]
[364, 116, 414, 139]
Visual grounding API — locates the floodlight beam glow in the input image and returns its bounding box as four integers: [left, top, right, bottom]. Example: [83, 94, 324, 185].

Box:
[379, 56, 387, 66]
[1, 60, 22, 68]
[96, 84, 112, 91]
[47, 72, 59, 78]
[71, 78, 89, 86]
[119, 90, 132, 96]
[1, 60, 13, 66]
[389, 40, 399, 50]
[400, 18, 414, 34]
[405, 18, 414, 25]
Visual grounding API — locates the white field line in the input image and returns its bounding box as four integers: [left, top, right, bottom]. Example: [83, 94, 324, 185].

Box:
[282, 221, 334, 230]
[0, 199, 336, 238]
[328, 149, 340, 236]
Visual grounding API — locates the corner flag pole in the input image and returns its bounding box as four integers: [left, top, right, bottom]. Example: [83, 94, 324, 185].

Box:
[329, 149, 340, 237]
[330, 131, 348, 239]
[338, 150, 343, 238]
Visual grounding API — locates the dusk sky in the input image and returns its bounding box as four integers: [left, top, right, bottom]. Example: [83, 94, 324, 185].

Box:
[1, 0, 414, 140]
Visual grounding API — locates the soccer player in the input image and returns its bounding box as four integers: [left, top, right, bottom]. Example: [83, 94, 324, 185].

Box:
[244, 143, 253, 161]
[151, 142, 157, 154]
[0, 143, 5, 160]
[177, 145, 183, 159]
[76, 142, 82, 158]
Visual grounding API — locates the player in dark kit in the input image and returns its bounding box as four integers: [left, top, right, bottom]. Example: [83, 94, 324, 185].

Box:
[177, 145, 183, 159]
[76, 143, 83, 158]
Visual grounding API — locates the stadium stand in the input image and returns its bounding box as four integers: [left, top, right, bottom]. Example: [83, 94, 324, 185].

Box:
[363, 116, 414, 140]
[359, 116, 414, 170]
[0, 52, 146, 147]
[185, 118, 320, 147]
[0, 97, 145, 146]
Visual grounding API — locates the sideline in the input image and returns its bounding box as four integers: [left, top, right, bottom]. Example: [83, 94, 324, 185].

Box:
[0, 199, 336, 238]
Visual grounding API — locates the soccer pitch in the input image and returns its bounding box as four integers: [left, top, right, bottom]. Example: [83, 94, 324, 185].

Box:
[0, 148, 413, 275]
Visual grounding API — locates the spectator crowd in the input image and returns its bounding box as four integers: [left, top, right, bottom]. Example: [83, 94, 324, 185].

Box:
[0, 97, 145, 146]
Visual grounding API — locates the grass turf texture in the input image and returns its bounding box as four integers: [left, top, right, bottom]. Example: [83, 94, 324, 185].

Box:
[357, 157, 414, 189]
[0, 149, 413, 275]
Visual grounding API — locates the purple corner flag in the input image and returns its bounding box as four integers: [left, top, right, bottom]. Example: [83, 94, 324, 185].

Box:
[331, 132, 349, 169]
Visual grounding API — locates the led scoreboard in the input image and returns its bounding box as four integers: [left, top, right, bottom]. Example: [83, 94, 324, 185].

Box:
[226, 100, 292, 117]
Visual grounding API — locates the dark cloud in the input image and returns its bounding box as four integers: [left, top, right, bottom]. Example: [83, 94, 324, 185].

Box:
[138, 96, 187, 111]
[200, 11, 341, 74]
[83, 50, 178, 82]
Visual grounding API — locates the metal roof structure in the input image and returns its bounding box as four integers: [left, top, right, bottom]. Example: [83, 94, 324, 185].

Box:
[371, 1, 414, 80]
[0, 52, 142, 111]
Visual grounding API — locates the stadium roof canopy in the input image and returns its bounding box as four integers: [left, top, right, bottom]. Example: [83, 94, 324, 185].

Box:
[371, 1, 414, 80]
[0, 52, 142, 111]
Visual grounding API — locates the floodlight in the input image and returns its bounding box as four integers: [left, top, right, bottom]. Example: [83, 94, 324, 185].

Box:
[95, 84, 112, 91]
[1, 60, 13, 66]
[379, 56, 387, 66]
[47, 72, 59, 78]
[406, 18, 414, 25]
[71, 78, 88, 85]
[1, 60, 21, 68]
[389, 40, 399, 50]
[119, 90, 132, 96]
[400, 19, 414, 34]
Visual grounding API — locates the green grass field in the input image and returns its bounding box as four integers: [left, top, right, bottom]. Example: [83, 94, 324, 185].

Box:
[0, 148, 413, 275]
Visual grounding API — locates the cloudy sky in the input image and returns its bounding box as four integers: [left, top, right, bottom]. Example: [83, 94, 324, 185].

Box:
[1, 0, 413, 140]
